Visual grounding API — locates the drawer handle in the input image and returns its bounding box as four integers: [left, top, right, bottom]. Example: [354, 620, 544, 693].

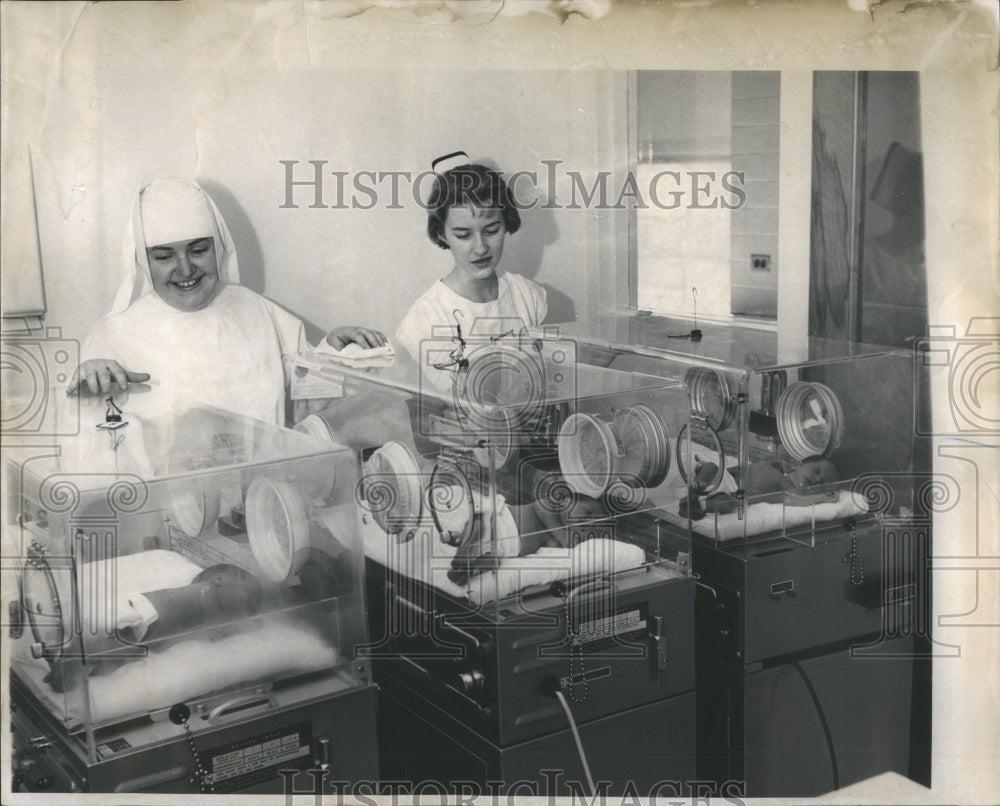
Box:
[769, 579, 796, 600]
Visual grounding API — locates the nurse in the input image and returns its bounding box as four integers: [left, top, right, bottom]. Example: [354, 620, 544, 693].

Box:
[68, 177, 385, 425]
[395, 156, 548, 373]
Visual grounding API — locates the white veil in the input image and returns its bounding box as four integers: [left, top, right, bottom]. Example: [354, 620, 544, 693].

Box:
[111, 177, 241, 315]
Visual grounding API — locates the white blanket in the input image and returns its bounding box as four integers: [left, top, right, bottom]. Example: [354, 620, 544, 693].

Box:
[21, 550, 341, 727]
[690, 490, 869, 542]
[78, 619, 338, 725]
[19, 619, 339, 728]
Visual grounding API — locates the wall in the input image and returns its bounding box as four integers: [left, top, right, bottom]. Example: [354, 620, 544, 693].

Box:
[17, 25, 616, 345]
[729, 71, 780, 319]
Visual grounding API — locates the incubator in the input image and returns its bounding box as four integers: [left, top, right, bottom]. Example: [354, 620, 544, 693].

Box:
[5, 396, 377, 794]
[289, 333, 696, 795]
[546, 313, 929, 797]
[553, 315, 918, 545]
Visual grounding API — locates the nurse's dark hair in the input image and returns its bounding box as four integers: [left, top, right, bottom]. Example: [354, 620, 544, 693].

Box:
[426, 163, 521, 250]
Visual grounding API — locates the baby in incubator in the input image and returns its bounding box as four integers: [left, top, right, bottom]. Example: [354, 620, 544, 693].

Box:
[129, 563, 263, 642]
[681, 455, 840, 521]
[447, 492, 610, 585]
[46, 564, 263, 692]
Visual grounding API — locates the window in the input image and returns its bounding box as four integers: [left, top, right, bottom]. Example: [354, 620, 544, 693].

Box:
[633, 71, 780, 322]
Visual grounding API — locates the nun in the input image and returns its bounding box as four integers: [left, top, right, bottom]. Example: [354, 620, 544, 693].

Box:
[69, 177, 385, 425]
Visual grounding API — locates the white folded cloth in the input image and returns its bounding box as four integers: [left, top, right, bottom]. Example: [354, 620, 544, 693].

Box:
[312, 339, 395, 367]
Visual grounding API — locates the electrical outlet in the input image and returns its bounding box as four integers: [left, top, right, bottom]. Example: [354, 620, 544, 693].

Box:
[751, 253, 771, 272]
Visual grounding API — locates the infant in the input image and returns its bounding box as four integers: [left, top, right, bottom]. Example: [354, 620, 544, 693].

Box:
[447, 492, 609, 585]
[681, 455, 840, 521]
[135, 563, 263, 642]
[44, 564, 263, 692]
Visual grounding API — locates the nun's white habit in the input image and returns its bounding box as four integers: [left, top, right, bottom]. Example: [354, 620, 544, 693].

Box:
[83, 178, 306, 425]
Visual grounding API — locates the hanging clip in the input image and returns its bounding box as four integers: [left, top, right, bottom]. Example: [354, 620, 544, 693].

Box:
[665, 287, 703, 341]
[96, 395, 128, 431]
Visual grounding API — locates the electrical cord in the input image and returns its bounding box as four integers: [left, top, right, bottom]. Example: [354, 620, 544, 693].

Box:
[553, 689, 596, 795]
[791, 661, 840, 791]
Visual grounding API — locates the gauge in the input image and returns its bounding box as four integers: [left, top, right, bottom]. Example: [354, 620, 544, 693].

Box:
[615, 404, 671, 488]
[361, 441, 424, 540]
[428, 459, 476, 547]
[470, 406, 516, 473]
[21, 545, 69, 661]
[558, 412, 622, 498]
[294, 413, 338, 443]
[166, 480, 221, 538]
[458, 343, 546, 434]
[776, 381, 845, 461]
[675, 419, 727, 495]
[165, 424, 224, 537]
[685, 367, 738, 431]
[246, 477, 311, 583]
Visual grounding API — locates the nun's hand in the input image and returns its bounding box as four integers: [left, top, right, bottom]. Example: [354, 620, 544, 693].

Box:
[68, 359, 151, 396]
[324, 326, 388, 351]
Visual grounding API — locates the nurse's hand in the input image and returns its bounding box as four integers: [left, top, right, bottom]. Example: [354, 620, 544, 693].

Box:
[67, 359, 151, 396]
[324, 326, 388, 351]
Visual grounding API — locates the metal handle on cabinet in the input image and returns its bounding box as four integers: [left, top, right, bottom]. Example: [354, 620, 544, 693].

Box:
[565, 577, 613, 605]
[769, 579, 796, 600]
[114, 767, 190, 793]
[438, 616, 482, 651]
[695, 580, 718, 600]
[206, 693, 277, 723]
[393, 593, 429, 617]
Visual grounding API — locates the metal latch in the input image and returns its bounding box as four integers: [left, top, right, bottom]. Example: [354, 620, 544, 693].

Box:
[649, 615, 668, 675]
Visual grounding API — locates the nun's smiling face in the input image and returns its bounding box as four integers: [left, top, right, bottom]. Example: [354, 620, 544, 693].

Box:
[146, 237, 221, 312]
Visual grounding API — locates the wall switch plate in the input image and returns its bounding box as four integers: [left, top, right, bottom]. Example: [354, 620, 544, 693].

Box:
[751, 254, 771, 271]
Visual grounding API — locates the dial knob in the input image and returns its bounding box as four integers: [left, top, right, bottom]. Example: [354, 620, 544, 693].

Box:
[458, 670, 483, 693]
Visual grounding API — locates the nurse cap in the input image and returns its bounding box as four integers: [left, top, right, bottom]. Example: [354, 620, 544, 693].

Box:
[431, 151, 470, 174]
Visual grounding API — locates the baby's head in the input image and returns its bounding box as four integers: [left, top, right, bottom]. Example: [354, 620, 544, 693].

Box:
[193, 564, 263, 619]
[787, 456, 840, 490]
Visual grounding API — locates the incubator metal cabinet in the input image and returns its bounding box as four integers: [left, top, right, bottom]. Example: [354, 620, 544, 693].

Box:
[290, 334, 696, 796]
[5, 399, 378, 794]
[550, 314, 930, 797]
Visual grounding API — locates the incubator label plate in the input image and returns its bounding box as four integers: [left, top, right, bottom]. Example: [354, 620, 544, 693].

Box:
[96, 738, 132, 760]
[290, 368, 345, 400]
[205, 721, 312, 792]
[575, 603, 649, 653]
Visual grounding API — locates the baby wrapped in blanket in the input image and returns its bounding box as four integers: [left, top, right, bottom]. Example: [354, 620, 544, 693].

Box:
[448, 492, 611, 586]
[681, 455, 840, 521]
[45, 563, 262, 692]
